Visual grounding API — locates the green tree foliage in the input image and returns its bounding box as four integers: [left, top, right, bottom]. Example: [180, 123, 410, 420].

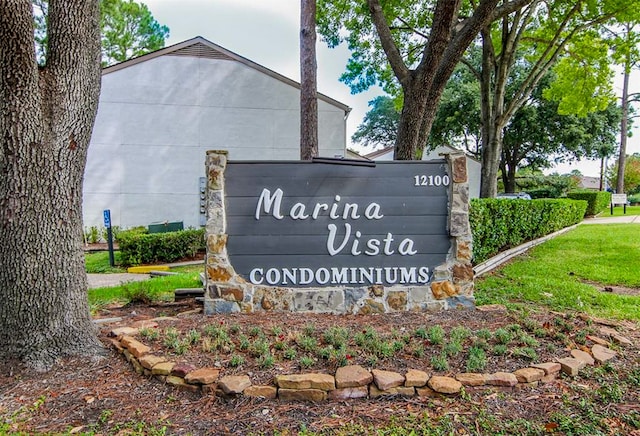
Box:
[33, 0, 169, 66]
[501, 78, 621, 192]
[513, 171, 580, 199]
[607, 153, 640, 194]
[429, 63, 482, 157]
[474, 0, 640, 198]
[351, 96, 400, 148]
[317, 0, 535, 160]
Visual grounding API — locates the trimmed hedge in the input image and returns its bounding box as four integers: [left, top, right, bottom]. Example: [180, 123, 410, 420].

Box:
[117, 228, 206, 266]
[566, 190, 611, 216]
[470, 198, 587, 264]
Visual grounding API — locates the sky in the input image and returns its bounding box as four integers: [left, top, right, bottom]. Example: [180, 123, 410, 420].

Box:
[142, 0, 639, 178]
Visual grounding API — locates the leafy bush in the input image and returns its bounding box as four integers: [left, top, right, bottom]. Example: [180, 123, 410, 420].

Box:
[566, 190, 611, 216]
[117, 228, 205, 266]
[470, 198, 587, 264]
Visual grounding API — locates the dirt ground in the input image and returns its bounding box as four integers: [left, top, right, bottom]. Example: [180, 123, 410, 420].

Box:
[1, 301, 639, 435]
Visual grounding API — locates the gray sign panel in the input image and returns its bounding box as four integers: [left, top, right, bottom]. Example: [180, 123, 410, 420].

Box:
[225, 160, 450, 287]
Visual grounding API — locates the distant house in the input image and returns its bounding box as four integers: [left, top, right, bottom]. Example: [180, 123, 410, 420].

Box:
[363, 145, 482, 198]
[84, 36, 351, 229]
[577, 176, 601, 191]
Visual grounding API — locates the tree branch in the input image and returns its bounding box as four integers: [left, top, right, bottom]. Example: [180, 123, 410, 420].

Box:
[367, 0, 409, 84]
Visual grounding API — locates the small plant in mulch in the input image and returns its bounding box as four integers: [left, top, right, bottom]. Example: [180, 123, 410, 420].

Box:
[427, 325, 445, 345]
[430, 353, 449, 371]
[465, 346, 488, 372]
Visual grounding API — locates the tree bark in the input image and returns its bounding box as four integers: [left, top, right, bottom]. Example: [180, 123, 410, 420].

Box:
[0, 0, 104, 369]
[300, 0, 318, 160]
[367, 0, 520, 161]
[616, 53, 630, 194]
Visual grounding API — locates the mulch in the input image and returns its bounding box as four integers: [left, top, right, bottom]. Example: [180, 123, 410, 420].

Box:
[1, 301, 639, 435]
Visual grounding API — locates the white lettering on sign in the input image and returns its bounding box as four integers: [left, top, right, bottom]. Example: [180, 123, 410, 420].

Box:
[255, 188, 384, 221]
[255, 188, 418, 258]
[612, 194, 627, 205]
[326, 224, 417, 256]
[249, 266, 431, 286]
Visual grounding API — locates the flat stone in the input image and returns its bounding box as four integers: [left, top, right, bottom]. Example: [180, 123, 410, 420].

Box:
[598, 326, 619, 337]
[514, 368, 545, 383]
[149, 316, 180, 323]
[335, 365, 373, 388]
[275, 373, 335, 391]
[218, 375, 251, 394]
[475, 304, 507, 312]
[598, 327, 632, 345]
[515, 381, 539, 389]
[416, 387, 439, 397]
[184, 368, 220, 385]
[386, 291, 407, 311]
[612, 334, 633, 346]
[171, 363, 197, 378]
[531, 362, 561, 375]
[541, 374, 557, 383]
[166, 375, 200, 392]
[108, 338, 124, 353]
[278, 388, 326, 402]
[131, 320, 158, 329]
[327, 386, 369, 400]
[591, 344, 617, 364]
[371, 369, 405, 391]
[558, 357, 585, 376]
[138, 354, 166, 370]
[110, 327, 138, 337]
[244, 385, 277, 399]
[404, 369, 429, 387]
[93, 317, 124, 325]
[120, 335, 150, 358]
[571, 349, 595, 366]
[586, 335, 610, 346]
[427, 376, 462, 394]
[370, 385, 415, 398]
[131, 358, 144, 375]
[485, 372, 518, 387]
[455, 373, 486, 386]
[151, 362, 175, 376]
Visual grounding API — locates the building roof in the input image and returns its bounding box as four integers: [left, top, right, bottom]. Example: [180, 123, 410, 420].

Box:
[579, 176, 601, 190]
[363, 144, 481, 162]
[102, 36, 352, 114]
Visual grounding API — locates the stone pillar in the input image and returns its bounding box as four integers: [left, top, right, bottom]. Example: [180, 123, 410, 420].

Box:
[430, 152, 474, 309]
[203, 151, 242, 315]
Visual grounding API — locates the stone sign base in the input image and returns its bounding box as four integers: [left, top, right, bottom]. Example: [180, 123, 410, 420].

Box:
[204, 283, 475, 315]
[203, 150, 474, 315]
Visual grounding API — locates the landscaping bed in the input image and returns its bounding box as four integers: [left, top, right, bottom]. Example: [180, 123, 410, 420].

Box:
[1, 300, 638, 435]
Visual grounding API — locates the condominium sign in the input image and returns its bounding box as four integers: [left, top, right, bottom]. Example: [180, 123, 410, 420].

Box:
[224, 160, 451, 287]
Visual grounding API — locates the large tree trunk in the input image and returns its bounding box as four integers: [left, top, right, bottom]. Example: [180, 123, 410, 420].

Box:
[300, 0, 318, 160]
[616, 56, 630, 194]
[0, 0, 104, 369]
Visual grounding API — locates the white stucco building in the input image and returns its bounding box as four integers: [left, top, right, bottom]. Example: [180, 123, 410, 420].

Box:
[83, 36, 351, 229]
[363, 145, 482, 198]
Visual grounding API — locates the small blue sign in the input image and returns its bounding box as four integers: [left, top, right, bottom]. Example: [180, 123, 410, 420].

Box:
[103, 209, 111, 229]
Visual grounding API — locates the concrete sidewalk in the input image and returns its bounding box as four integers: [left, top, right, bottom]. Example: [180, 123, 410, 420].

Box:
[582, 215, 640, 224]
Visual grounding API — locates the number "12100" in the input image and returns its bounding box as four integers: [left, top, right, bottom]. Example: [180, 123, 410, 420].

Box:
[414, 174, 450, 187]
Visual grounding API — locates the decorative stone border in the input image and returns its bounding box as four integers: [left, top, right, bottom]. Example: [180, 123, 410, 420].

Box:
[203, 151, 474, 315]
[106, 316, 629, 401]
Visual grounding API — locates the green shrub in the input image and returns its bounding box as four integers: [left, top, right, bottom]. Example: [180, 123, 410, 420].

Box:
[566, 190, 611, 216]
[470, 198, 587, 264]
[117, 228, 205, 266]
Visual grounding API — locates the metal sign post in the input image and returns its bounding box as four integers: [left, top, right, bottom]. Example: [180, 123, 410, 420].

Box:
[103, 209, 115, 267]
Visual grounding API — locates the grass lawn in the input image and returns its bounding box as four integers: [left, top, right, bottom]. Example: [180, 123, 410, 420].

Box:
[86, 252, 203, 311]
[85, 250, 125, 273]
[476, 224, 640, 321]
[601, 204, 640, 216]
